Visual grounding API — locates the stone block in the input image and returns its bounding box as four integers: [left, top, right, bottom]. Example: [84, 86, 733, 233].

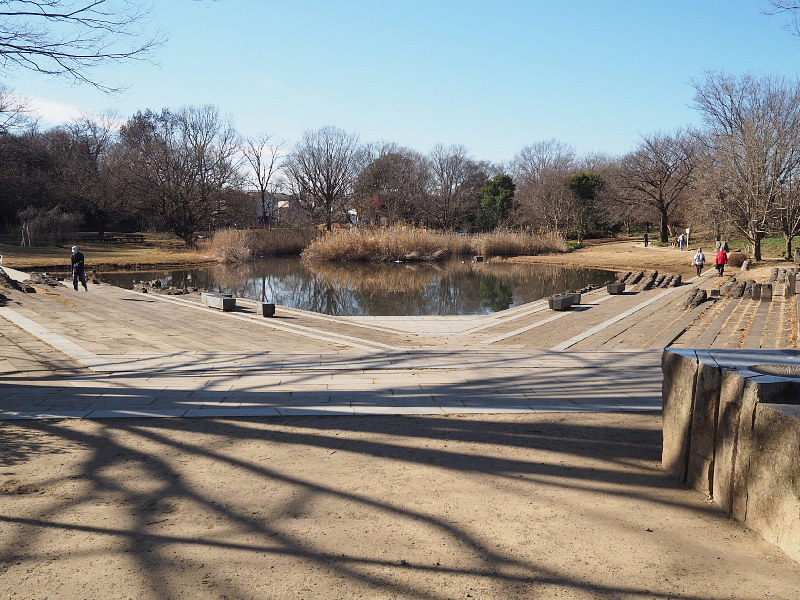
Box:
[741, 260, 750, 272]
[686, 360, 722, 496]
[260, 302, 276, 317]
[565, 292, 581, 305]
[617, 271, 632, 284]
[670, 274, 682, 287]
[786, 272, 796, 297]
[770, 267, 779, 283]
[548, 295, 574, 311]
[606, 282, 625, 295]
[709, 288, 720, 298]
[761, 284, 772, 302]
[627, 271, 644, 285]
[473, 256, 484, 263]
[201, 292, 236, 312]
[746, 403, 800, 562]
[661, 350, 699, 481]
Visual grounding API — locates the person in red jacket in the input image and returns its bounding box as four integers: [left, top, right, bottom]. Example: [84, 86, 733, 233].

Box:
[715, 248, 728, 276]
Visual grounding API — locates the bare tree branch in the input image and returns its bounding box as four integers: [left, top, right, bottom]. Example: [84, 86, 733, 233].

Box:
[0, 0, 162, 91]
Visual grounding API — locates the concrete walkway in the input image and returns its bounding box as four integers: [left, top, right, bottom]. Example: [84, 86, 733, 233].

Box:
[0, 269, 795, 420]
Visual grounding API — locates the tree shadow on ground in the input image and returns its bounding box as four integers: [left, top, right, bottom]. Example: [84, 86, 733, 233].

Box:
[0, 411, 779, 600]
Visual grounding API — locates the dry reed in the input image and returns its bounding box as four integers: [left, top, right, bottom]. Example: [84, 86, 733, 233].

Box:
[211, 228, 317, 263]
[301, 226, 567, 262]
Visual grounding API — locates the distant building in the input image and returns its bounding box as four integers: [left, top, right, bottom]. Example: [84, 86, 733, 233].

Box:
[247, 191, 295, 223]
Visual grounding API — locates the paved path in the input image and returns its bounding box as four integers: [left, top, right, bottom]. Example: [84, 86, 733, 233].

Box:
[0, 268, 795, 419]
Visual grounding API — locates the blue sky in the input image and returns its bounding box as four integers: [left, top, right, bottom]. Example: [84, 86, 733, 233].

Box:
[6, 0, 800, 162]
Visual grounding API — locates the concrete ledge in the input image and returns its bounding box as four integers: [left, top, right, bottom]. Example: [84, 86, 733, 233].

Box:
[662, 348, 800, 561]
[201, 292, 236, 312]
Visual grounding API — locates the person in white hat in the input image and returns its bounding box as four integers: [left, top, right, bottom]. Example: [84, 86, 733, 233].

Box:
[71, 246, 88, 291]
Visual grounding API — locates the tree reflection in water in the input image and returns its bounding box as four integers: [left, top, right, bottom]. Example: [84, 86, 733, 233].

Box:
[101, 258, 614, 316]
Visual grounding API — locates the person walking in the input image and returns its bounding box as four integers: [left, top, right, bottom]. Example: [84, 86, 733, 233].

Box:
[715, 247, 728, 277]
[71, 246, 88, 291]
[643, 232, 649, 247]
[678, 233, 687, 251]
[692, 248, 706, 277]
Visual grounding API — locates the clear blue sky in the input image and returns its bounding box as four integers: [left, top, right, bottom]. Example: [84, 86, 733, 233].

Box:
[6, 0, 800, 162]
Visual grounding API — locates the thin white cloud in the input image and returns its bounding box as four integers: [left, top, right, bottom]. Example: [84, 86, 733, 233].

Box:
[10, 92, 123, 128]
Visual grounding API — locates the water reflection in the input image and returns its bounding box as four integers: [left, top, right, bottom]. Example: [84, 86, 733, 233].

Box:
[100, 258, 614, 316]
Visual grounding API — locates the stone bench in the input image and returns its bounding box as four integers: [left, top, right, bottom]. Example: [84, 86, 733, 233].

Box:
[260, 302, 276, 317]
[662, 348, 800, 561]
[201, 292, 236, 312]
[548, 295, 574, 311]
[607, 282, 625, 295]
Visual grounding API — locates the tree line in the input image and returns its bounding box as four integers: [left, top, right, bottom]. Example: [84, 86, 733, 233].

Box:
[3, 72, 800, 257]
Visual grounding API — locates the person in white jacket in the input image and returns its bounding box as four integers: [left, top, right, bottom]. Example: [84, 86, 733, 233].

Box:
[691, 248, 706, 277]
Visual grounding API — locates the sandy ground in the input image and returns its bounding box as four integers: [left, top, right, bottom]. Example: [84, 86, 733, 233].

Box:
[506, 239, 794, 278]
[1, 413, 798, 600]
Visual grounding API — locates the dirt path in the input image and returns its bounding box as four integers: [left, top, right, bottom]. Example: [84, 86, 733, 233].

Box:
[1, 413, 797, 599]
[504, 239, 789, 277]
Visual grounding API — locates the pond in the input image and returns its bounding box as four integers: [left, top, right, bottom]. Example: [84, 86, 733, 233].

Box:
[100, 258, 615, 317]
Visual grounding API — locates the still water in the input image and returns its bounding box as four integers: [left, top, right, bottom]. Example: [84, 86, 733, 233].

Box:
[101, 258, 614, 317]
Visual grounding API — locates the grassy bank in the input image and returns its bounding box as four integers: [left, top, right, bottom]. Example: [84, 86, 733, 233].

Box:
[301, 227, 567, 262]
[0, 233, 212, 271]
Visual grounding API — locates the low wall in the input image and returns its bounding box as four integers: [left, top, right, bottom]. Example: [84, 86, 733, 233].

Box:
[662, 348, 800, 561]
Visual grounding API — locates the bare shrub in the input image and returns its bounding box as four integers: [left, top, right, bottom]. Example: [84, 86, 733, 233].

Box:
[727, 252, 748, 267]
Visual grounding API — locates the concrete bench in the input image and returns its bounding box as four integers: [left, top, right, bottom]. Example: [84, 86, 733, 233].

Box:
[260, 302, 276, 317]
[607, 282, 625, 295]
[201, 292, 236, 312]
[548, 295, 574, 311]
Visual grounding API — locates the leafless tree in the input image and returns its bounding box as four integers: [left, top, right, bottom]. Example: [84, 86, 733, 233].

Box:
[119, 105, 241, 245]
[241, 133, 286, 223]
[284, 126, 363, 231]
[354, 144, 429, 224]
[613, 131, 696, 243]
[60, 114, 127, 238]
[0, 1, 161, 90]
[0, 84, 31, 133]
[426, 143, 489, 230]
[693, 72, 800, 260]
[510, 139, 576, 232]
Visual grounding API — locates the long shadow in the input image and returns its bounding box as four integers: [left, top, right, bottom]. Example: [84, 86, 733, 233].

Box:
[0, 412, 770, 599]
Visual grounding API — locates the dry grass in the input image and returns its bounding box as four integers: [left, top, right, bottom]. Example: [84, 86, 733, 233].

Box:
[0, 233, 211, 270]
[301, 227, 567, 262]
[210, 228, 317, 263]
[471, 230, 568, 257]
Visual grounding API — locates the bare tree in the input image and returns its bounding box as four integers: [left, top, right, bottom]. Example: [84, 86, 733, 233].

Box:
[119, 105, 241, 245]
[241, 133, 286, 223]
[613, 131, 696, 243]
[0, 84, 31, 133]
[284, 126, 363, 231]
[693, 72, 800, 260]
[0, 1, 161, 90]
[426, 144, 489, 230]
[354, 144, 429, 224]
[61, 114, 126, 238]
[510, 139, 576, 232]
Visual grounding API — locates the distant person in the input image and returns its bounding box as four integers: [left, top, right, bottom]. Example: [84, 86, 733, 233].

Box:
[715, 248, 728, 277]
[677, 233, 687, 251]
[643, 232, 649, 247]
[692, 248, 706, 277]
[71, 246, 88, 291]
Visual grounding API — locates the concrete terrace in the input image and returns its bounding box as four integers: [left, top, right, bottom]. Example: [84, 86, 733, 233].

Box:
[1, 268, 796, 419]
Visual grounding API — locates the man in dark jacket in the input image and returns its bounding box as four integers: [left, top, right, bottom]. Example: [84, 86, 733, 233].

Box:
[71, 246, 88, 291]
